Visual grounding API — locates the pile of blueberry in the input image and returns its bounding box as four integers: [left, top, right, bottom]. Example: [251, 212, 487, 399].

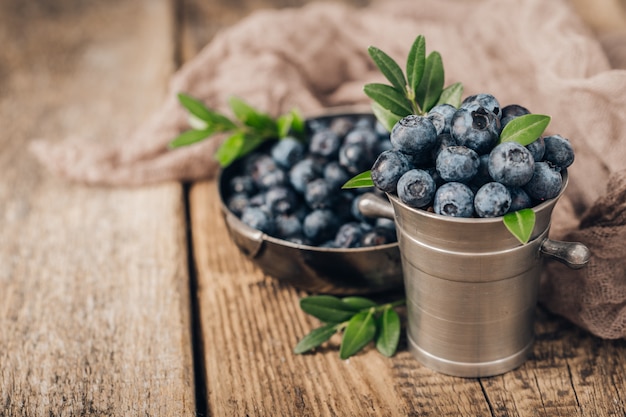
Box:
[371, 93, 575, 218]
[224, 114, 397, 248]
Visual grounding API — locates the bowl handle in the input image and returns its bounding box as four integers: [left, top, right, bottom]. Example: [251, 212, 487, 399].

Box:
[357, 193, 395, 220]
[540, 239, 591, 269]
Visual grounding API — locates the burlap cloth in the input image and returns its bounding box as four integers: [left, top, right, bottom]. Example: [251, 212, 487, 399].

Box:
[31, 0, 626, 339]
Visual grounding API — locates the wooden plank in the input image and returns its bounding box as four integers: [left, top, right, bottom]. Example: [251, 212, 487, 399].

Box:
[0, 1, 195, 415]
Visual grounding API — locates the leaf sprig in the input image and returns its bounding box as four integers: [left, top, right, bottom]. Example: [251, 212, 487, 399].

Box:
[365, 35, 463, 132]
[294, 295, 405, 359]
[169, 93, 305, 168]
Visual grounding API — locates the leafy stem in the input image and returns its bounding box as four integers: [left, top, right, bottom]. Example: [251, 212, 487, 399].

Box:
[169, 93, 305, 168]
[294, 295, 405, 359]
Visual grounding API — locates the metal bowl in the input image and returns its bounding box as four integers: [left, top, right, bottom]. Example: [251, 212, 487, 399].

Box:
[217, 108, 404, 295]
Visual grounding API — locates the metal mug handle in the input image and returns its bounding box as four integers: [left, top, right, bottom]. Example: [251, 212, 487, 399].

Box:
[358, 192, 591, 270]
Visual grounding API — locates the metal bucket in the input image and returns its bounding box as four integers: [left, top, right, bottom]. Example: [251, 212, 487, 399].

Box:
[358, 171, 590, 377]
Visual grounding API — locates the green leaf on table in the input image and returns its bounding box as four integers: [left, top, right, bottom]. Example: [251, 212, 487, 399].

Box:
[436, 82, 464, 109]
[368, 46, 407, 93]
[294, 323, 339, 354]
[229, 96, 278, 133]
[414, 51, 444, 112]
[341, 296, 378, 311]
[364, 83, 413, 117]
[503, 209, 536, 244]
[178, 93, 237, 131]
[299, 295, 359, 323]
[342, 170, 374, 189]
[499, 114, 551, 146]
[277, 109, 305, 139]
[168, 129, 212, 148]
[371, 101, 403, 133]
[376, 307, 401, 357]
[339, 310, 377, 359]
[214, 131, 265, 168]
[406, 35, 426, 94]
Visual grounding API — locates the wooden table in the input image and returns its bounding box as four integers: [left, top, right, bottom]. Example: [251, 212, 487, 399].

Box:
[1, 1, 625, 416]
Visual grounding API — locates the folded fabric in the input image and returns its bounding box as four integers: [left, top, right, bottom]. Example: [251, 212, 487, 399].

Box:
[31, 0, 626, 338]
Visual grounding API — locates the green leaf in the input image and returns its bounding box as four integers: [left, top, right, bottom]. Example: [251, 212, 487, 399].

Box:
[436, 82, 464, 108]
[368, 46, 407, 93]
[503, 209, 536, 244]
[363, 83, 413, 118]
[371, 101, 403, 133]
[168, 129, 212, 148]
[300, 295, 359, 323]
[414, 51, 444, 112]
[229, 96, 278, 133]
[341, 297, 378, 310]
[342, 171, 374, 189]
[499, 114, 551, 146]
[214, 131, 265, 168]
[178, 93, 237, 131]
[294, 323, 339, 354]
[339, 310, 377, 359]
[376, 307, 401, 357]
[276, 112, 294, 138]
[406, 35, 426, 94]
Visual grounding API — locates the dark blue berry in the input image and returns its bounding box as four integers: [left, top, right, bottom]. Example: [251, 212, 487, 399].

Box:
[390, 114, 437, 157]
[360, 227, 397, 247]
[274, 214, 303, 239]
[334, 222, 366, 248]
[434, 182, 475, 218]
[474, 182, 512, 218]
[265, 186, 299, 214]
[339, 142, 374, 175]
[436, 145, 480, 183]
[542, 135, 574, 170]
[323, 161, 351, 190]
[309, 128, 341, 159]
[460, 93, 501, 119]
[241, 206, 274, 234]
[289, 158, 321, 194]
[500, 104, 530, 128]
[271, 137, 305, 169]
[431, 133, 458, 160]
[427, 103, 457, 135]
[303, 209, 340, 243]
[371, 149, 412, 193]
[508, 186, 532, 212]
[305, 178, 337, 209]
[451, 107, 501, 155]
[524, 161, 563, 201]
[226, 193, 250, 216]
[526, 137, 545, 162]
[396, 169, 436, 208]
[229, 175, 256, 195]
[488, 142, 535, 187]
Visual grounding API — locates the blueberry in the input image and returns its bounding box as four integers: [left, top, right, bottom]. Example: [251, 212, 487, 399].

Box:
[309, 128, 341, 159]
[471, 153, 493, 188]
[274, 214, 303, 239]
[241, 206, 274, 234]
[265, 186, 299, 214]
[507, 186, 532, 212]
[375, 217, 396, 231]
[396, 169, 436, 208]
[474, 182, 512, 218]
[329, 116, 355, 137]
[431, 132, 458, 160]
[256, 167, 287, 190]
[433, 182, 475, 218]
[339, 142, 374, 175]
[246, 154, 278, 186]
[303, 209, 340, 243]
[526, 137, 545, 162]
[360, 226, 397, 247]
[390, 115, 437, 157]
[500, 104, 530, 128]
[323, 161, 351, 190]
[229, 175, 256, 195]
[460, 94, 501, 119]
[271, 137, 305, 169]
[334, 222, 365, 248]
[451, 107, 501, 154]
[371, 149, 412, 193]
[436, 145, 480, 183]
[305, 178, 337, 209]
[226, 193, 250, 216]
[524, 161, 563, 201]
[427, 103, 457, 135]
[542, 135, 574, 170]
[344, 127, 379, 155]
[289, 158, 321, 194]
[488, 142, 535, 187]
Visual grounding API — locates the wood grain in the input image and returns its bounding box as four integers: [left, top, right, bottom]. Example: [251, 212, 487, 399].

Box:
[0, 1, 195, 415]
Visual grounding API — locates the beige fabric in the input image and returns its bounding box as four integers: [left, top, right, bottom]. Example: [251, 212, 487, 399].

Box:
[31, 0, 626, 338]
